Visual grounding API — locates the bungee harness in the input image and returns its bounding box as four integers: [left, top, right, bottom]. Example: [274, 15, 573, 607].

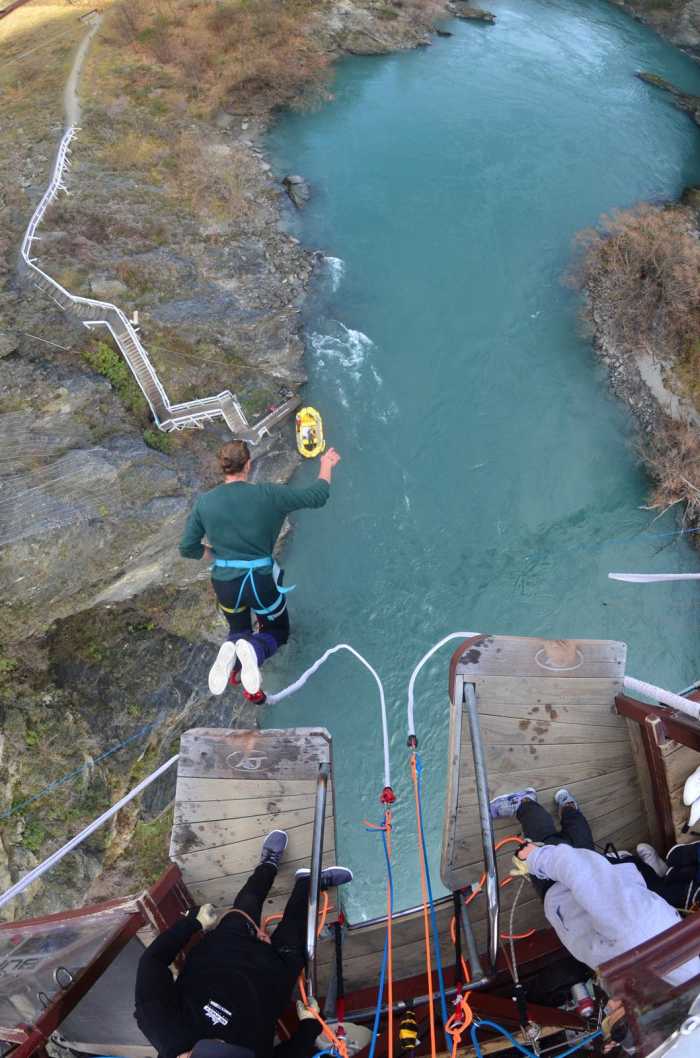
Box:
[212, 556, 295, 616]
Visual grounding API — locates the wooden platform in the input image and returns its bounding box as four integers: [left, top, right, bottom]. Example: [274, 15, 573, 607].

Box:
[169, 728, 336, 918]
[442, 635, 649, 906]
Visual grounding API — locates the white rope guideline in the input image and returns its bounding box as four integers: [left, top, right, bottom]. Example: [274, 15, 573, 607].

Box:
[0, 754, 179, 911]
[623, 676, 700, 723]
[609, 573, 700, 583]
[406, 631, 479, 740]
[265, 644, 391, 790]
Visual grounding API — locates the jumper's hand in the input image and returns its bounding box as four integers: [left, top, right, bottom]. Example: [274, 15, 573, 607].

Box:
[297, 997, 320, 1021]
[196, 903, 218, 930]
[318, 447, 341, 482]
[203, 546, 214, 563]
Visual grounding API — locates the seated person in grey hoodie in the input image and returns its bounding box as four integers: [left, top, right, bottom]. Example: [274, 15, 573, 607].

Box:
[490, 787, 700, 989]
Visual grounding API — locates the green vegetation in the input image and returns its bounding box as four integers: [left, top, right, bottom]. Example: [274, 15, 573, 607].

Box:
[143, 427, 173, 454]
[22, 818, 48, 855]
[81, 339, 147, 418]
[126, 806, 174, 885]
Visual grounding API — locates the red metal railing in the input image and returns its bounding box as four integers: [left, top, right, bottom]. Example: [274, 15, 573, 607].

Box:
[1, 864, 192, 1058]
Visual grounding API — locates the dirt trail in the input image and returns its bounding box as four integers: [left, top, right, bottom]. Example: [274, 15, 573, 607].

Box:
[63, 11, 101, 126]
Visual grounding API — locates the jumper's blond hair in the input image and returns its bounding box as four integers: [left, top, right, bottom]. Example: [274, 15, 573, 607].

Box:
[218, 440, 250, 476]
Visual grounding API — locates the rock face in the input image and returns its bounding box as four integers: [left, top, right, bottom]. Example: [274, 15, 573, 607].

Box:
[614, 0, 700, 57]
[283, 174, 311, 208]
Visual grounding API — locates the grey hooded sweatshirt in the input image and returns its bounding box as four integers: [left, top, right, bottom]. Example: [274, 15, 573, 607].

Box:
[528, 844, 700, 987]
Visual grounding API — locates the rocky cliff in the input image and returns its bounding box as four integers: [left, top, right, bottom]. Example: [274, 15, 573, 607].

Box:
[0, 0, 450, 918]
[614, 0, 700, 57]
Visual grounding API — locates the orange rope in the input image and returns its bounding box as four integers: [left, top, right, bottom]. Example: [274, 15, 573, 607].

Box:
[411, 753, 437, 1058]
[298, 973, 349, 1058]
[461, 836, 535, 941]
[446, 919, 473, 1058]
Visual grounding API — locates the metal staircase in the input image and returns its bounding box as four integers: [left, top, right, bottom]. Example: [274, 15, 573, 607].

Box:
[21, 126, 298, 437]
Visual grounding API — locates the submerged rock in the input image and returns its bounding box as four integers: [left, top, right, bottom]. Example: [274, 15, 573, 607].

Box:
[453, 4, 496, 24]
[637, 70, 700, 126]
[283, 173, 311, 208]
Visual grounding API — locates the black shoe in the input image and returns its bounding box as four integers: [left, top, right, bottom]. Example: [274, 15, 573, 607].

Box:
[260, 830, 288, 870]
[666, 841, 700, 870]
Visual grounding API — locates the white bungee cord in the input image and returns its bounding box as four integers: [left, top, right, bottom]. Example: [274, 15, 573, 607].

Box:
[406, 631, 480, 743]
[609, 572, 700, 583]
[265, 643, 392, 793]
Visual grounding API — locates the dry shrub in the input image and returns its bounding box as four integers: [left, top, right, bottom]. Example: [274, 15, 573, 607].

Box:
[100, 131, 170, 172]
[172, 132, 258, 220]
[104, 0, 330, 112]
[644, 420, 700, 523]
[572, 204, 700, 366]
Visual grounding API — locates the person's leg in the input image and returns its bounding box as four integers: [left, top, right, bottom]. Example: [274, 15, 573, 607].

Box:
[554, 790, 594, 851]
[232, 862, 277, 924]
[517, 799, 564, 845]
[270, 876, 309, 975]
[559, 806, 594, 851]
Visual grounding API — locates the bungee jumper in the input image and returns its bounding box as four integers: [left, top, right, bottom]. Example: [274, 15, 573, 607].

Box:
[179, 439, 340, 701]
[134, 829, 353, 1058]
[490, 786, 700, 989]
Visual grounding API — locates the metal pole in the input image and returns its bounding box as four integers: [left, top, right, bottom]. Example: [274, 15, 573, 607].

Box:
[306, 762, 329, 998]
[458, 897, 495, 990]
[464, 682, 499, 971]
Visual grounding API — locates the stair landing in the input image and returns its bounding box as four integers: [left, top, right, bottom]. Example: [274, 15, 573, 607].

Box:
[169, 728, 336, 918]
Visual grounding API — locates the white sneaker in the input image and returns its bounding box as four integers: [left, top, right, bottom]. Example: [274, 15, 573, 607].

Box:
[636, 843, 667, 878]
[208, 641, 237, 696]
[683, 764, 700, 806]
[235, 639, 261, 694]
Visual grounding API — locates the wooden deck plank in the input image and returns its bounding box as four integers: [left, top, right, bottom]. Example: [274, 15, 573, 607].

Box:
[477, 714, 628, 745]
[175, 778, 319, 802]
[469, 676, 625, 725]
[177, 727, 332, 781]
[174, 793, 320, 824]
[452, 636, 626, 680]
[457, 762, 637, 806]
[175, 817, 336, 883]
[171, 811, 335, 853]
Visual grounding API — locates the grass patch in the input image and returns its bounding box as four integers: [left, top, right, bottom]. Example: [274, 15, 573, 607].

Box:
[143, 427, 173, 454]
[81, 339, 147, 419]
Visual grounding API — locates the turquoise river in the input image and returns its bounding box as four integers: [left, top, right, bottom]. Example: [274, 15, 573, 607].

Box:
[264, 0, 700, 921]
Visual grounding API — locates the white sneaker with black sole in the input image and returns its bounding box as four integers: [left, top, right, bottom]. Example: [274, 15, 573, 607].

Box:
[636, 842, 668, 878]
[235, 639, 261, 694]
[208, 641, 237, 696]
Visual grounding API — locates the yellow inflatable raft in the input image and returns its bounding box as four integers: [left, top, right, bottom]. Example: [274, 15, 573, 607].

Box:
[295, 406, 325, 458]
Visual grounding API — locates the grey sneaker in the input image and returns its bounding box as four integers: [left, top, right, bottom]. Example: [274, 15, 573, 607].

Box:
[260, 830, 288, 870]
[555, 789, 579, 814]
[489, 788, 537, 819]
[296, 866, 353, 889]
[636, 843, 667, 878]
[208, 641, 237, 696]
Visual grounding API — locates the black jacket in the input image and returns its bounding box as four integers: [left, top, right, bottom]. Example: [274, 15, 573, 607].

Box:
[134, 911, 319, 1058]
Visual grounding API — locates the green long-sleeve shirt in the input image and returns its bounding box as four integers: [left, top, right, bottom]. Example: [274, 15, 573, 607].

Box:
[179, 479, 330, 580]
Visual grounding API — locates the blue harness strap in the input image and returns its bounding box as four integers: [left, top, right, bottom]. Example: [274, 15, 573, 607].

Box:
[212, 556, 294, 616]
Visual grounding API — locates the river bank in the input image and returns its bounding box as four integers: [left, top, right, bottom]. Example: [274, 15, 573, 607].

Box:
[573, 66, 700, 535]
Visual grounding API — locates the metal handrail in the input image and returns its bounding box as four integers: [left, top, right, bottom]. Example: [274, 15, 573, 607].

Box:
[305, 762, 329, 998]
[20, 126, 298, 438]
[460, 682, 499, 986]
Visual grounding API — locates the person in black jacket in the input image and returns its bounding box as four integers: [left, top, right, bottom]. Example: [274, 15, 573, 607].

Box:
[134, 830, 353, 1058]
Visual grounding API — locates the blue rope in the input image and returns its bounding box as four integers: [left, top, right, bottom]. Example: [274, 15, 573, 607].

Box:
[415, 754, 451, 1038]
[470, 1021, 603, 1058]
[366, 819, 394, 1058]
[0, 722, 155, 821]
